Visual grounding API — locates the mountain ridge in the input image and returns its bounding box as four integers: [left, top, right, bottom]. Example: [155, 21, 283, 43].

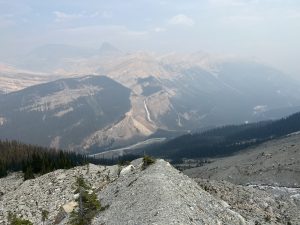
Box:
[1, 49, 300, 152]
[0, 158, 299, 224]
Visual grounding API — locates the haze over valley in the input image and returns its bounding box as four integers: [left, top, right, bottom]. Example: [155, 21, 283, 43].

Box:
[1, 1, 300, 224]
[1, 44, 300, 152]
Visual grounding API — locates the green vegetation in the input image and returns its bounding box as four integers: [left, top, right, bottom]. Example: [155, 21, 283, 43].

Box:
[0, 139, 141, 180]
[7, 212, 33, 225]
[117, 159, 131, 166]
[89, 154, 139, 166]
[147, 112, 300, 160]
[41, 210, 49, 225]
[23, 165, 34, 180]
[142, 155, 156, 170]
[69, 176, 101, 225]
[0, 140, 108, 179]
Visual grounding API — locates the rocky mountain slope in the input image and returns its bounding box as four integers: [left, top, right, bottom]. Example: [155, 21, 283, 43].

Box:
[0, 75, 132, 150]
[0, 163, 119, 224]
[1, 46, 300, 151]
[92, 159, 247, 225]
[0, 64, 61, 94]
[0, 158, 299, 225]
[184, 132, 300, 187]
[195, 179, 300, 225]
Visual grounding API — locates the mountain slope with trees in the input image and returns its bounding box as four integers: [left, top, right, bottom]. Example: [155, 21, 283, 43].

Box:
[146, 112, 300, 160]
[0, 140, 93, 179]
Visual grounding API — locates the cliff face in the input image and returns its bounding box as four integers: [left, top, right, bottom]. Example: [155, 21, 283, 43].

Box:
[0, 159, 299, 225]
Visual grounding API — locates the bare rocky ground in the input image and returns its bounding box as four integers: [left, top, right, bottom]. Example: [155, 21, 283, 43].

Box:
[183, 133, 300, 225]
[93, 159, 247, 225]
[195, 179, 300, 225]
[184, 133, 300, 187]
[0, 157, 299, 225]
[0, 164, 119, 225]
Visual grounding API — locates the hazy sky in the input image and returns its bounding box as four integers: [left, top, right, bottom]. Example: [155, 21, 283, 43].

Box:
[0, 0, 299, 76]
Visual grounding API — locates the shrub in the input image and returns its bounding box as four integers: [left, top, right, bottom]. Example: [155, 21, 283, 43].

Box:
[117, 160, 131, 166]
[142, 155, 156, 170]
[41, 210, 49, 225]
[7, 212, 33, 225]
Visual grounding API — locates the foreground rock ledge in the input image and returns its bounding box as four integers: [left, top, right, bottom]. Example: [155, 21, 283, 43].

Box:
[93, 159, 246, 225]
[0, 159, 254, 225]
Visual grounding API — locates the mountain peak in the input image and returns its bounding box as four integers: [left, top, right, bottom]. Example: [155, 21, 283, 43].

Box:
[99, 42, 120, 54]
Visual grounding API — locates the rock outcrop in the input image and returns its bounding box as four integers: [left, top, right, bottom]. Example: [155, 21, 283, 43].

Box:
[0, 164, 119, 224]
[196, 179, 300, 225]
[1, 159, 299, 225]
[93, 159, 247, 225]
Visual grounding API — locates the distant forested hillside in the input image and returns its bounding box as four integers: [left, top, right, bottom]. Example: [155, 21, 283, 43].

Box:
[0, 140, 90, 179]
[147, 112, 300, 160]
[0, 140, 139, 179]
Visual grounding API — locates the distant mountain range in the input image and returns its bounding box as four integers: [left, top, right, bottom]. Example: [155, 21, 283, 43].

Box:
[1, 43, 300, 152]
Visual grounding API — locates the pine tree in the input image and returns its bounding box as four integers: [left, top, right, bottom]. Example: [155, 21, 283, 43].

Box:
[23, 165, 34, 181]
[0, 160, 7, 177]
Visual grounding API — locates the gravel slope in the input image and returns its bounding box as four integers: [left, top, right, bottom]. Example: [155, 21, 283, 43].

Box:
[1, 157, 298, 225]
[184, 133, 300, 187]
[0, 164, 119, 224]
[195, 179, 300, 225]
[93, 159, 247, 225]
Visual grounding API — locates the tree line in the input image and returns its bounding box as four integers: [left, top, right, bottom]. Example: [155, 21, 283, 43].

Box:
[0, 140, 141, 179]
[0, 140, 91, 179]
[146, 112, 300, 161]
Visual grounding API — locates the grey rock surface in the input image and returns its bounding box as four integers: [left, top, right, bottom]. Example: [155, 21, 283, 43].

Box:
[1, 158, 298, 225]
[93, 159, 248, 225]
[184, 133, 300, 187]
[196, 179, 300, 225]
[0, 164, 118, 225]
